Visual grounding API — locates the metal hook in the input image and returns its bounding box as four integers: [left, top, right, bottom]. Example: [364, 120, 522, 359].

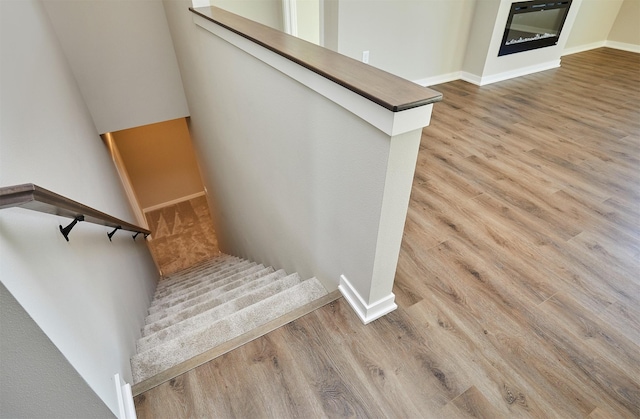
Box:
[107, 226, 122, 241]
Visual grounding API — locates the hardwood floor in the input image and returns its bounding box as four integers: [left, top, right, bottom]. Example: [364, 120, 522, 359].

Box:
[135, 48, 640, 418]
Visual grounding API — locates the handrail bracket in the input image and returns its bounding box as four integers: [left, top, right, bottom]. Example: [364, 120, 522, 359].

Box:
[59, 215, 84, 242]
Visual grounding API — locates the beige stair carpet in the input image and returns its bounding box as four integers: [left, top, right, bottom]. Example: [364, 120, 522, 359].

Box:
[131, 254, 328, 385]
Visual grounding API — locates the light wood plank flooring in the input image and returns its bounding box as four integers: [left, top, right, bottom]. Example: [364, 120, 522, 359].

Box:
[135, 48, 640, 418]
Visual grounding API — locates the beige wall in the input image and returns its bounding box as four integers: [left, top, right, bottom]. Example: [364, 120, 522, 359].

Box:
[564, 0, 624, 50]
[211, 0, 284, 31]
[112, 118, 204, 210]
[336, 0, 476, 82]
[608, 0, 640, 45]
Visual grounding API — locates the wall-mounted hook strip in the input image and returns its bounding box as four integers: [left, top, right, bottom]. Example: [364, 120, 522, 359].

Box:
[59, 215, 84, 242]
[108, 226, 122, 242]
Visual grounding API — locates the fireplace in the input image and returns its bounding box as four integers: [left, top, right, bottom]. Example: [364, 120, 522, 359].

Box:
[498, 0, 572, 56]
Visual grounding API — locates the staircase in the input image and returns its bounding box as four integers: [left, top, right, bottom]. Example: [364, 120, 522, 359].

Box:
[131, 253, 329, 389]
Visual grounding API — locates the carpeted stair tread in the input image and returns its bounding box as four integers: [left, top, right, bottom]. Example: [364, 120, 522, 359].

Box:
[153, 260, 256, 300]
[143, 269, 288, 335]
[151, 261, 259, 306]
[156, 255, 239, 289]
[145, 268, 282, 326]
[156, 256, 244, 292]
[148, 264, 270, 315]
[131, 277, 327, 384]
[137, 273, 303, 352]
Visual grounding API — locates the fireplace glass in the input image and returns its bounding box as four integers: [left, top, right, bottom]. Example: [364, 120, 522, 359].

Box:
[499, 0, 572, 56]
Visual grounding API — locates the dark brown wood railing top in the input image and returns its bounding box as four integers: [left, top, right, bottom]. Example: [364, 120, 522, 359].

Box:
[190, 6, 443, 112]
[0, 183, 150, 236]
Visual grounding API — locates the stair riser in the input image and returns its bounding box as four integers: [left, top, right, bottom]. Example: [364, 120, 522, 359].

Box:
[148, 265, 268, 314]
[145, 268, 282, 326]
[132, 278, 327, 384]
[154, 261, 255, 300]
[137, 274, 302, 353]
[156, 256, 238, 290]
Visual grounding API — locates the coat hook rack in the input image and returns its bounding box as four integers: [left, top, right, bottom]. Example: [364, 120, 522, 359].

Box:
[59, 215, 84, 242]
[107, 226, 122, 241]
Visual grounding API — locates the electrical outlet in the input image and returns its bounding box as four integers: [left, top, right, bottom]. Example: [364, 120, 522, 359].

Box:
[362, 50, 369, 64]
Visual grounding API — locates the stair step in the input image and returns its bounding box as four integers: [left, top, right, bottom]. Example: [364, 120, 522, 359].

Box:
[153, 260, 255, 300]
[143, 269, 288, 336]
[131, 277, 327, 384]
[148, 264, 269, 315]
[156, 256, 243, 292]
[137, 273, 303, 353]
[156, 255, 238, 290]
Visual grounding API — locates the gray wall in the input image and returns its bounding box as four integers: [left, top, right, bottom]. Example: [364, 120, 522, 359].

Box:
[0, 0, 158, 415]
[0, 283, 115, 419]
[42, 0, 190, 134]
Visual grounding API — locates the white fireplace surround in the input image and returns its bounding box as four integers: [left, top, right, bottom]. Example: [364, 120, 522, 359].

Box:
[458, 0, 582, 86]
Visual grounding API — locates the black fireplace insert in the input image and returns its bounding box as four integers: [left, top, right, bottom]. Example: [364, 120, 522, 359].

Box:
[498, 0, 572, 56]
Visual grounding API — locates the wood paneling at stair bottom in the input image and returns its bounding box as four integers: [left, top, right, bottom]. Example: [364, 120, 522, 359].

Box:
[146, 195, 220, 276]
[135, 48, 640, 418]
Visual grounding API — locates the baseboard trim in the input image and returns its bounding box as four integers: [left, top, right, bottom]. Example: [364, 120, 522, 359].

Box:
[461, 60, 560, 86]
[131, 289, 341, 397]
[412, 72, 462, 87]
[338, 275, 397, 325]
[563, 41, 640, 56]
[142, 191, 206, 214]
[114, 374, 137, 419]
[563, 41, 606, 56]
[605, 41, 640, 54]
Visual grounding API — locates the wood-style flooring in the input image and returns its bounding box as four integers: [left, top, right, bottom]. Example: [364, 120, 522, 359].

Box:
[135, 48, 640, 418]
[146, 195, 220, 276]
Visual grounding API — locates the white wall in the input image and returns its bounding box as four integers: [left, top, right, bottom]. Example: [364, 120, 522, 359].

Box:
[0, 0, 157, 415]
[335, 0, 476, 83]
[41, 0, 189, 134]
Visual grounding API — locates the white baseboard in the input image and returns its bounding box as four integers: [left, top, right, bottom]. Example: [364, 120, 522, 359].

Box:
[142, 191, 206, 213]
[563, 41, 606, 56]
[338, 274, 397, 324]
[563, 40, 640, 56]
[605, 40, 640, 54]
[114, 374, 137, 419]
[412, 71, 462, 87]
[460, 71, 483, 86]
[461, 59, 561, 86]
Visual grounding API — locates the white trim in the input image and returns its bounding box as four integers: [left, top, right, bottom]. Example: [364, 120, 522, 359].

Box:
[460, 71, 483, 86]
[193, 14, 433, 137]
[412, 71, 462, 87]
[460, 59, 560, 86]
[142, 191, 206, 213]
[563, 41, 606, 56]
[338, 275, 398, 325]
[113, 374, 137, 419]
[605, 40, 640, 54]
[282, 0, 298, 37]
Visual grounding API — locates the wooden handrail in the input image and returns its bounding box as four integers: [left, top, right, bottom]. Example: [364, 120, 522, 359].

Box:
[190, 6, 443, 112]
[0, 183, 150, 241]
